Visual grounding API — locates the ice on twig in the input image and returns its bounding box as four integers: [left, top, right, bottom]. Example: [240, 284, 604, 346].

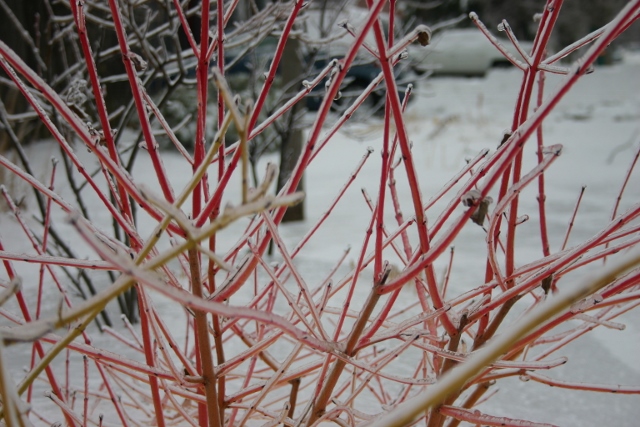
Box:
[542, 144, 563, 156]
[65, 77, 88, 107]
[574, 313, 625, 330]
[127, 52, 147, 73]
[1, 320, 54, 344]
[570, 293, 604, 313]
[461, 189, 494, 226]
[439, 405, 559, 427]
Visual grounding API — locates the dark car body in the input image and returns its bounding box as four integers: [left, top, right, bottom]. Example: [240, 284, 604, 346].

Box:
[225, 37, 413, 114]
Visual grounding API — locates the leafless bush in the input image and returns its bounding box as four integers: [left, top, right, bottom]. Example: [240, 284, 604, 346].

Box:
[0, 1, 639, 426]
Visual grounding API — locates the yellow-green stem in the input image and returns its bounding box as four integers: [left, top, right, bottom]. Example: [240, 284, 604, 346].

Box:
[207, 252, 226, 416]
[17, 307, 98, 396]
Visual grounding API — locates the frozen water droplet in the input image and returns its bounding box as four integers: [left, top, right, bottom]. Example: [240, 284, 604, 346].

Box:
[461, 189, 482, 207]
[128, 52, 147, 72]
[416, 28, 431, 46]
[65, 77, 88, 107]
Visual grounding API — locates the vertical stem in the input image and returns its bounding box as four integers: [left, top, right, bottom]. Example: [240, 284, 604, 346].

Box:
[373, 0, 395, 278]
[208, 260, 226, 414]
[171, 0, 199, 55]
[216, 0, 226, 182]
[561, 186, 587, 251]
[207, 0, 229, 400]
[189, 248, 222, 427]
[308, 270, 387, 425]
[192, 0, 211, 217]
[83, 356, 89, 427]
[535, 72, 551, 259]
[106, 0, 176, 203]
[365, 0, 456, 336]
[506, 1, 563, 286]
[333, 207, 376, 340]
[137, 288, 167, 427]
[70, 0, 134, 224]
[288, 378, 300, 419]
[604, 139, 640, 264]
[473, 0, 564, 352]
[30, 159, 57, 403]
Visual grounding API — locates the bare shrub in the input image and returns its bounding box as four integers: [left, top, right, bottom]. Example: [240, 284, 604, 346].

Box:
[0, 1, 639, 426]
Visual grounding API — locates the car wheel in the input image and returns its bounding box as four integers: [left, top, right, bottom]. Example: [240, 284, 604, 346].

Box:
[490, 59, 513, 69]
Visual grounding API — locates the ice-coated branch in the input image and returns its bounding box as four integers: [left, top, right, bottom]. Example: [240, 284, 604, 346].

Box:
[368, 249, 640, 427]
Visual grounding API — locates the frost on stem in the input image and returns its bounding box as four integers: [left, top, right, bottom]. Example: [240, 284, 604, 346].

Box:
[85, 122, 115, 148]
[461, 189, 494, 227]
[515, 214, 529, 225]
[325, 64, 342, 101]
[126, 52, 148, 73]
[570, 293, 604, 313]
[499, 129, 513, 147]
[65, 77, 88, 108]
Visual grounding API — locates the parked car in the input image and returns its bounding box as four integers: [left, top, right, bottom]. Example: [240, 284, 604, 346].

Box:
[408, 29, 534, 77]
[226, 37, 413, 115]
[303, 54, 414, 114]
[301, 6, 414, 114]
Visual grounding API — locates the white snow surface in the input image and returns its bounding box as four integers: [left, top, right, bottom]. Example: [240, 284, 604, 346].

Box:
[1, 52, 640, 426]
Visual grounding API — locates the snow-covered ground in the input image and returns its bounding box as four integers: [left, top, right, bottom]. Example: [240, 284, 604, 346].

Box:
[1, 51, 640, 426]
[299, 54, 640, 426]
